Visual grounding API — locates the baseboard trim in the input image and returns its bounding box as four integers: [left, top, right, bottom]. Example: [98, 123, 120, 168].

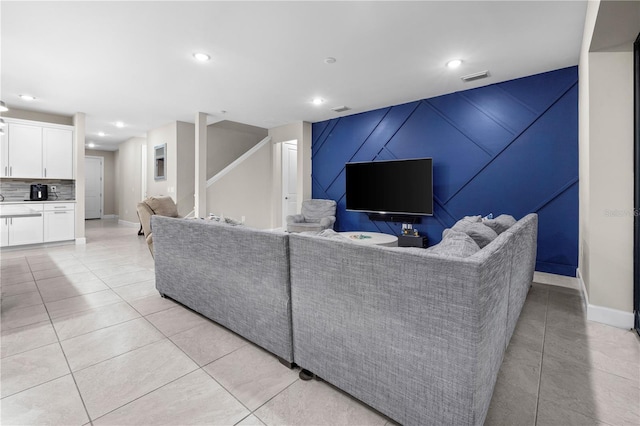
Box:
[118, 219, 139, 228]
[101, 214, 118, 219]
[75, 238, 87, 245]
[533, 271, 580, 290]
[576, 268, 634, 330]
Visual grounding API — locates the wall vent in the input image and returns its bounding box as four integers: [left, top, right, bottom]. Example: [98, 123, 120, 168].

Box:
[461, 70, 490, 82]
[331, 106, 351, 113]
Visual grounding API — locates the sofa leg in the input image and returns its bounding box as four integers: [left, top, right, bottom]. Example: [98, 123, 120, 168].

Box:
[277, 357, 295, 369]
[299, 369, 316, 381]
[160, 293, 166, 298]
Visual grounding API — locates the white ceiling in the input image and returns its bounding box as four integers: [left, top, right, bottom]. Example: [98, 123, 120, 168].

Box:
[1, 1, 587, 151]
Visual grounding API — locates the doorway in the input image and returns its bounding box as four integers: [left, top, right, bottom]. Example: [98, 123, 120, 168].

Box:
[281, 141, 298, 227]
[85, 156, 103, 219]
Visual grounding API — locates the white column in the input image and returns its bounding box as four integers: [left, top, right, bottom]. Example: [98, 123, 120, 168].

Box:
[195, 112, 207, 218]
[73, 112, 86, 242]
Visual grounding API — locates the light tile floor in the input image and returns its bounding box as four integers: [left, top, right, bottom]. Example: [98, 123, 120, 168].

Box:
[1, 219, 638, 425]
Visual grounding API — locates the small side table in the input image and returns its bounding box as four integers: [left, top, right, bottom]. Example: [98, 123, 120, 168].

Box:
[339, 231, 398, 247]
[398, 234, 429, 248]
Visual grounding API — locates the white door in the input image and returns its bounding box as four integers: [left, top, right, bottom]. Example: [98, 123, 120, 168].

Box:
[43, 128, 73, 179]
[85, 156, 103, 219]
[282, 141, 298, 226]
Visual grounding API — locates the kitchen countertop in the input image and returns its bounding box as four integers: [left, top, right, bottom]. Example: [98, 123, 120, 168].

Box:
[0, 200, 76, 218]
[0, 200, 76, 204]
[0, 205, 43, 218]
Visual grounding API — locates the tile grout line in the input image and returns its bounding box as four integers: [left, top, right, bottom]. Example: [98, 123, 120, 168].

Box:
[533, 285, 549, 426]
[27, 254, 95, 426]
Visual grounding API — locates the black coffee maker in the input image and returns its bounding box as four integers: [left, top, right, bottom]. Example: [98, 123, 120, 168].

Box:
[30, 184, 48, 201]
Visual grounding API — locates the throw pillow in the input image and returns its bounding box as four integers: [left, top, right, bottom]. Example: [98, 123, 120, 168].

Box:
[146, 195, 179, 218]
[483, 214, 517, 235]
[451, 220, 498, 248]
[460, 215, 482, 223]
[426, 230, 480, 258]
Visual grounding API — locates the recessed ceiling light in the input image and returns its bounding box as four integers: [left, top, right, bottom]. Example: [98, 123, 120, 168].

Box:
[115, 121, 124, 128]
[312, 98, 324, 105]
[19, 94, 36, 101]
[98, 131, 105, 137]
[0, 101, 8, 112]
[324, 57, 337, 64]
[87, 142, 96, 148]
[193, 52, 211, 62]
[446, 59, 463, 69]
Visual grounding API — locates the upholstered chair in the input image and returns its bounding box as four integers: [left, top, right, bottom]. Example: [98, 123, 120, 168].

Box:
[136, 195, 179, 256]
[286, 199, 337, 233]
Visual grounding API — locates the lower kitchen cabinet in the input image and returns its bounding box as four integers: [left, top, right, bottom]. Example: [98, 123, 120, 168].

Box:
[43, 205, 75, 242]
[7, 216, 45, 246]
[0, 202, 75, 247]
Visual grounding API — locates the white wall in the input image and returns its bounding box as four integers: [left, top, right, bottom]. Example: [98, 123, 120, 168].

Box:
[578, 0, 635, 325]
[268, 121, 312, 228]
[176, 121, 195, 217]
[115, 136, 146, 223]
[207, 121, 267, 178]
[206, 139, 273, 229]
[146, 122, 176, 200]
[586, 51, 634, 312]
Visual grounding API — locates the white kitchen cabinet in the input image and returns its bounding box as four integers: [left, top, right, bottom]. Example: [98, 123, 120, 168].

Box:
[7, 123, 43, 178]
[8, 215, 44, 246]
[0, 203, 45, 246]
[43, 128, 73, 179]
[2, 120, 74, 179]
[43, 203, 75, 242]
[1, 135, 8, 178]
[1, 218, 8, 247]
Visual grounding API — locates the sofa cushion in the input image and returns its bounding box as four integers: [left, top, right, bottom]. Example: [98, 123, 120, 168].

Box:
[483, 214, 517, 235]
[287, 222, 326, 233]
[145, 195, 179, 218]
[451, 220, 498, 248]
[425, 230, 480, 258]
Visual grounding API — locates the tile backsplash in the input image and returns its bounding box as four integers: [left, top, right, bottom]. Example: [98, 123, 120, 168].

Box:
[0, 179, 75, 201]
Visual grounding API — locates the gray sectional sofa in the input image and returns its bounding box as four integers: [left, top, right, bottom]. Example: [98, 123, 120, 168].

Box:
[152, 215, 294, 363]
[289, 213, 538, 426]
[151, 212, 537, 426]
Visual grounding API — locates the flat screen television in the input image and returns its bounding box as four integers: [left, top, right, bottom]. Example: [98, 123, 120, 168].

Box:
[345, 158, 433, 216]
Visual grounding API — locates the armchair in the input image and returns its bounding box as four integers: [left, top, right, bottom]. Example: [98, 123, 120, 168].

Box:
[286, 199, 337, 233]
[136, 195, 179, 256]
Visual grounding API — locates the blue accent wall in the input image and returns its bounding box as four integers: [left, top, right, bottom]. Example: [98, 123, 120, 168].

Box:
[311, 66, 578, 276]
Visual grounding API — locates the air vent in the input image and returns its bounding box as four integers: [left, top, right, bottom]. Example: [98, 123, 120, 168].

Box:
[461, 70, 490, 82]
[331, 106, 351, 113]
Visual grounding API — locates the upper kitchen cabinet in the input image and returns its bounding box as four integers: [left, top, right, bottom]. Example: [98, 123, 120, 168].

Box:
[1, 119, 74, 179]
[5, 123, 42, 177]
[43, 127, 73, 179]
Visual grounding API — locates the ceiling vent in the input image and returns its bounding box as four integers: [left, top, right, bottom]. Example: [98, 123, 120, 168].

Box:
[331, 106, 351, 113]
[460, 70, 490, 82]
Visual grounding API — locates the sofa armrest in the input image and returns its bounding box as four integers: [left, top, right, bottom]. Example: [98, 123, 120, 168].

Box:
[286, 214, 305, 224]
[319, 216, 336, 229]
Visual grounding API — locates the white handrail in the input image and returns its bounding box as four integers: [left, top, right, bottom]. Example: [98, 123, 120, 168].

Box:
[206, 136, 272, 188]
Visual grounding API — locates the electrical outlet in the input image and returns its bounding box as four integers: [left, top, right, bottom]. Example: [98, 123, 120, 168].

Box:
[50, 185, 57, 192]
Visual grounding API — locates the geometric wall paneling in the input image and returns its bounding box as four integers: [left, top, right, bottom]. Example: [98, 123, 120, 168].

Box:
[312, 66, 579, 276]
[535, 182, 579, 277]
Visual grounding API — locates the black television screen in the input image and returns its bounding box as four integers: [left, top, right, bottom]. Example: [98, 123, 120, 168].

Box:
[345, 158, 433, 216]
